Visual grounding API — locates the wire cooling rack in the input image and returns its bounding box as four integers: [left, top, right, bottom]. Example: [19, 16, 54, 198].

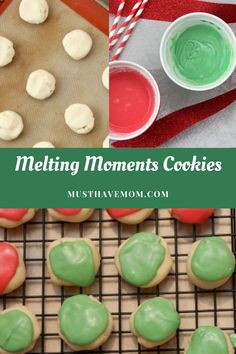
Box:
[0, 209, 236, 354]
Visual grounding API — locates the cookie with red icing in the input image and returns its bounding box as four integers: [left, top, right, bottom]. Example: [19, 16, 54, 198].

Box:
[47, 208, 94, 223]
[0, 242, 26, 295]
[170, 209, 216, 224]
[106, 209, 154, 224]
[0, 208, 37, 228]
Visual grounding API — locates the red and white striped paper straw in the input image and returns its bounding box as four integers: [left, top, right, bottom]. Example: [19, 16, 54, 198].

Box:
[112, 0, 150, 61]
[109, 0, 126, 42]
[109, 0, 143, 51]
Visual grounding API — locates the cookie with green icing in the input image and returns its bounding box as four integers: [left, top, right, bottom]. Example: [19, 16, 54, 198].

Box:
[47, 238, 100, 287]
[0, 306, 41, 354]
[130, 297, 180, 348]
[187, 237, 235, 289]
[185, 326, 234, 354]
[58, 295, 113, 351]
[115, 232, 172, 288]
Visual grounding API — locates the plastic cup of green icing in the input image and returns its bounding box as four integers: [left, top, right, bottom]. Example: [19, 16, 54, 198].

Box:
[160, 13, 236, 91]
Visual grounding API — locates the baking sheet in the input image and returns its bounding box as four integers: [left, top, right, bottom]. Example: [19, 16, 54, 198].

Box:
[0, 208, 235, 353]
[0, 0, 108, 147]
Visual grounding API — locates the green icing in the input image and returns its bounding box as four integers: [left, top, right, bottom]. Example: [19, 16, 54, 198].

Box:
[59, 295, 109, 346]
[119, 232, 166, 286]
[0, 310, 33, 352]
[49, 240, 96, 287]
[191, 237, 235, 282]
[170, 22, 233, 86]
[133, 297, 180, 342]
[186, 326, 228, 354]
[230, 334, 236, 348]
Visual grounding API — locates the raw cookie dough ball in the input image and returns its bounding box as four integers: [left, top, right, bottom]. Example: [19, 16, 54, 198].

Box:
[0, 208, 37, 228]
[184, 326, 234, 354]
[102, 66, 109, 90]
[170, 208, 216, 224]
[47, 208, 94, 223]
[0, 36, 15, 67]
[65, 104, 95, 135]
[58, 295, 113, 351]
[33, 141, 55, 148]
[130, 297, 180, 348]
[26, 70, 56, 100]
[0, 306, 41, 354]
[0, 242, 26, 296]
[19, 0, 49, 24]
[115, 232, 172, 288]
[47, 238, 100, 287]
[187, 237, 235, 290]
[106, 208, 154, 224]
[63, 30, 93, 60]
[103, 135, 109, 148]
[0, 111, 24, 141]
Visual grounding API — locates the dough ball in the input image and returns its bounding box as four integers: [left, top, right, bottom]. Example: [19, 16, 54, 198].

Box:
[0, 36, 15, 67]
[103, 136, 109, 148]
[33, 141, 55, 148]
[63, 30, 93, 60]
[102, 66, 109, 90]
[0, 111, 24, 141]
[19, 0, 49, 24]
[26, 70, 56, 100]
[65, 104, 95, 135]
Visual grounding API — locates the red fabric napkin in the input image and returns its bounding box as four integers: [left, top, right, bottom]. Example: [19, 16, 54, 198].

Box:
[110, 0, 236, 23]
[113, 89, 236, 148]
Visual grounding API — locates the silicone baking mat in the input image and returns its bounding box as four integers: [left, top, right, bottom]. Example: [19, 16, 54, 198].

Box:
[0, 208, 235, 353]
[0, 0, 108, 147]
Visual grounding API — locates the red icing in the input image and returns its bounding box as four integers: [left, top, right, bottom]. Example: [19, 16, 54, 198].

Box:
[0, 209, 28, 221]
[171, 208, 216, 224]
[54, 208, 82, 216]
[110, 0, 236, 23]
[0, 243, 19, 295]
[110, 69, 156, 134]
[106, 208, 142, 218]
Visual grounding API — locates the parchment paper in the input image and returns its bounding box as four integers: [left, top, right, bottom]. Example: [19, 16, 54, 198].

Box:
[0, 208, 235, 353]
[0, 0, 108, 147]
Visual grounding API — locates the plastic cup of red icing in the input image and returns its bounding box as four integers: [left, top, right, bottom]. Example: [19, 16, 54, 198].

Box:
[110, 61, 160, 141]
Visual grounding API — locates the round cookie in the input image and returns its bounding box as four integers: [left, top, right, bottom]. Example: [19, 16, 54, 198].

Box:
[130, 297, 180, 348]
[0, 306, 41, 354]
[47, 208, 94, 223]
[58, 295, 113, 351]
[33, 141, 55, 148]
[187, 237, 235, 290]
[0, 111, 24, 141]
[0, 209, 37, 228]
[184, 326, 234, 354]
[19, 0, 49, 24]
[65, 104, 95, 135]
[0, 36, 15, 67]
[26, 70, 56, 100]
[102, 67, 109, 90]
[115, 232, 172, 288]
[47, 238, 100, 287]
[63, 30, 93, 60]
[0, 243, 26, 296]
[170, 208, 216, 224]
[106, 208, 154, 224]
